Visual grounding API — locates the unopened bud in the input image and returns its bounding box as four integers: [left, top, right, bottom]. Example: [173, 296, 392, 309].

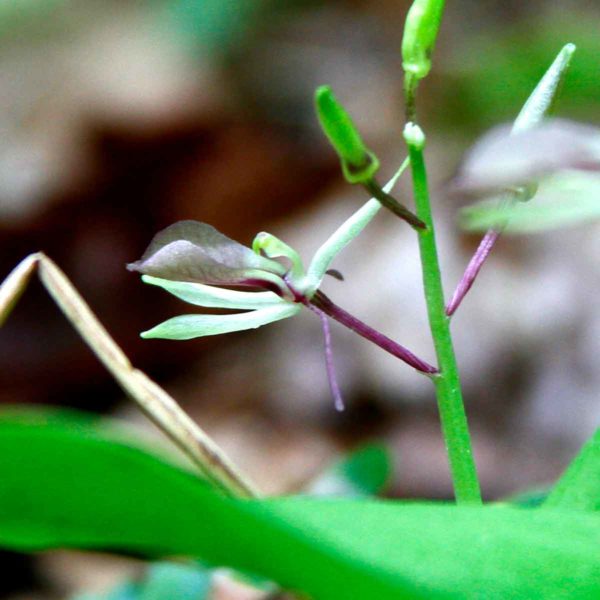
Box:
[401, 0, 445, 80]
[315, 85, 380, 184]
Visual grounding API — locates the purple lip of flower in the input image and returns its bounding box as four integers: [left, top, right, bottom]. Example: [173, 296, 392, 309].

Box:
[126, 220, 294, 298]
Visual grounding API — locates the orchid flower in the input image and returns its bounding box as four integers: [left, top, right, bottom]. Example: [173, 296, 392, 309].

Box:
[128, 161, 438, 411]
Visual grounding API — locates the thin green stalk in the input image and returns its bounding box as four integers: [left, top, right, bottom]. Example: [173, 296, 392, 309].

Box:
[404, 73, 417, 123]
[363, 178, 426, 230]
[404, 125, 482, 504]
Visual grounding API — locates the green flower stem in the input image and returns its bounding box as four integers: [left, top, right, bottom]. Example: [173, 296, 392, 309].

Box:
[362, 179, 426, 230]
[405, 125, 482, 505]
[403, 72, 418, 124]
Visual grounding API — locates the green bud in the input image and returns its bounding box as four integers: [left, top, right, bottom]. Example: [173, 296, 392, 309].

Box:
[401, 0, 445, 80]
[314, 85, 380, 184]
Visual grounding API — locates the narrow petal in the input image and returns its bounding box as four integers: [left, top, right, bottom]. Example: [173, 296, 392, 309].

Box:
[142, 275, 282, 310]
[141, 304, 301, 340]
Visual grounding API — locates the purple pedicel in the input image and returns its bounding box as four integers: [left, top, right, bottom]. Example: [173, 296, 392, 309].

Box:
[307, 303, 345, 412]
[445, 229, 500, 317]
[310, 291, 438, 375]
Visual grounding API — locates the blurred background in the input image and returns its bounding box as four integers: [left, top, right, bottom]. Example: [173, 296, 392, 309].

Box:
[0, 0, 598, 597]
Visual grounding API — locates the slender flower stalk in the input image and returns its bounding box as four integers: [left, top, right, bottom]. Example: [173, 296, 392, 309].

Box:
[310, 290, 438, 376]
[404, 123, 482, 504]
[363, 179, 426, 230]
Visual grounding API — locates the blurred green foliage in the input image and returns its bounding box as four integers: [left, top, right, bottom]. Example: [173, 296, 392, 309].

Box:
[440, 10, 599, 131]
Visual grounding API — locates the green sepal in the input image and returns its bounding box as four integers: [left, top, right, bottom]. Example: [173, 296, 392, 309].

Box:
[141, 275, 282, 310]
[141, 304, 301, 340]
[401, 0, 445, 80]
[512, 43, 576, 134]
[315, 85, 380, 184]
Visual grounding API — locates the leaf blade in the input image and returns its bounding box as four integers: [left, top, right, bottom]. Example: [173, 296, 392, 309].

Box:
[2, 410, 600, 600]
[544, 427, 600, 511]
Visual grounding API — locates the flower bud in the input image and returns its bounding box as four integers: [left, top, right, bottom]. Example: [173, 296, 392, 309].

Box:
[401, 0, 445, 80]
[315, 85, 380, 184]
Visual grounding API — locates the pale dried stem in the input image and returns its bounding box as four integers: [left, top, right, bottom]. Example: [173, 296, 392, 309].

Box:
[0, 253, 259, 498]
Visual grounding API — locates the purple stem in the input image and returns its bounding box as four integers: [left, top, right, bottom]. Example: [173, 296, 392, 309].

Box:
[309, 291, 438, 375]
[445, 229, 501, 317]
[307, 303, 345, 412]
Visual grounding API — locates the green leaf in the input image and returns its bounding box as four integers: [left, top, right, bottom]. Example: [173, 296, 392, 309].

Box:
[460, 171, 600, 233]
[544, 427, 600, 512]
[141, 304, 301, 340]
[2, 409, 600, 600]
[141, 276, 282, 310]
[309, 444, 392, 497]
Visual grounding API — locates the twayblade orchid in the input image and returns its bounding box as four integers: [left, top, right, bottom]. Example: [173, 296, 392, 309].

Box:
[128, 163, 438, 411]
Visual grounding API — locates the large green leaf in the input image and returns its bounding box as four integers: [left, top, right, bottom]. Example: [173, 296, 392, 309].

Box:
[545, 427, 600, 511]
[1, 409, 600, 599]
